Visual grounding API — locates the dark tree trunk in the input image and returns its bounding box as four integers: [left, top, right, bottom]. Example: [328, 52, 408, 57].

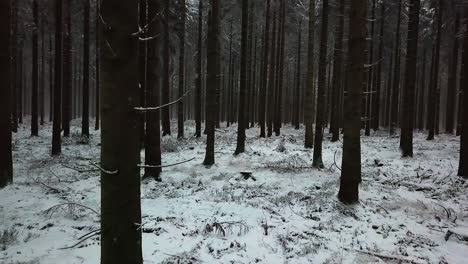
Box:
[274, 0, 286, 136]
[144, 0, 163, 181]
[235, 0, 249, 155]
[457, 44, 464, 136]
[95, 0, 100, 131]
[100, 0, 143, 262]
[330, 0, 345, 142]
[313, 0, 329, 168]
[267, 9, 277, 137]
[31, 0, 39, 137]
[177, 0, 186, 139]
[40, 16, 45, 126]
[338, 0, 367, 204]
[400, 0, 420, 157]
[446, 13, 460, 134]
[294, 21, 301, 130]
[52, 0, 62, 156]
[304, 0, 316, 148]
[162, 0, 171, 136]
[62, 0, 72, 137]
[195, 0, 203, 137]
[390, 0, 402, 135]
[365, 0, 376, 137]
[373, 1, 385, 131]
[204, 0, 220, 166]
[11, 0, 17, 132]
[82, 0, 90, 138]
[459, 5, 468, 178]
[0, 0, 12, 189]
[418, 48, 427, 131]
[427, 0, 442, 141]
[49, 34, 53, 123]
[258, 0, 271, 138]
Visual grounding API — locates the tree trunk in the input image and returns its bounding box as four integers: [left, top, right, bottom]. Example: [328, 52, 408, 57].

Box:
[427, 0, 442, 141]
[304, 0, 315, 148]
[195, 0, 203, 137]
[100, 0, 143, 262]
[400, 0, 420, 157]
[446, 13, 460, 134]
[144, 0, 163, 181]
[258, 0, 271, 138]
[0, 0, 12, 189]
[294, 21, 301, 130]
[62, 0, 72, 137]
[235, 0, 249, 155]
[31, 0, 39, 137]
[418, 48, 427, 131]
[204, 0, 220, 166]
[40, 16, 45, 126]
[338, 0, 367, 204]
[390, 0, 402, 135]
[162, 0, 171, 136]
[274, 0, 286, 136]
[330, 0, 345, 142]
[95, 0, 100, 131]
[82, 0, 90, 138]
[365, 0, 376, 137]
[177, 0, 186, 139]
[313, 0, 329, 168]
[267, 9, 277, 138]
[373, 1, 384, 131]
[52, 0, 62, 156]
[459, 5, 468, 178]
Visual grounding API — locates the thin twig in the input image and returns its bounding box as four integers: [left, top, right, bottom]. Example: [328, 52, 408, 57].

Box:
[135, 89, 193, 112]
[138, 157, 195, 169]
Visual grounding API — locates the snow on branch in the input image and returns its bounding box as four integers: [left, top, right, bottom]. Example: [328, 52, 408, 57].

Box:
[135, 89, 193, 113]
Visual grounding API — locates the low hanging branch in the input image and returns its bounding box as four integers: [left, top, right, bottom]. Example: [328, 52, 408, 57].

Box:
[138, 157, 196, 169]
[134, 89, 193, 113]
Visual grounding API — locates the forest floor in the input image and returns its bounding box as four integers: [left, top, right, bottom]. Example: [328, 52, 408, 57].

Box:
[1, 119, 467, 264]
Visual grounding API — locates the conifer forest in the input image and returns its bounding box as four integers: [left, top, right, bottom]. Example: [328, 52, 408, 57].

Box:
[2, 0, 468, 263]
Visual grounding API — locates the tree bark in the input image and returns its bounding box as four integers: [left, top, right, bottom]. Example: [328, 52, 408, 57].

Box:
[446, 13, 460, 134]
[177, 0, 186, 139]
[459, 5, 468, 178]
[162, 0, 171, 136]
[338, 0, 367, 204]
[390, 0, 402, 135]
[31, 0, 39, 137]
[195, 0, 203, 137]
[100, 0, 143, 262]
[52, 0, 62, 156]
[0, 0, 12, 189]
[313, 0, 329, 168]
[62, 0, 72, 137]
[400, 0, 420, 157]
[258, 0, 271, 138]
[82, 0, 90, 138]
[304, 0, 315, 148]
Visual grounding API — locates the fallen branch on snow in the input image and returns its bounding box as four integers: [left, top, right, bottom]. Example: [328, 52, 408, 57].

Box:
[346, 248, 427, 264]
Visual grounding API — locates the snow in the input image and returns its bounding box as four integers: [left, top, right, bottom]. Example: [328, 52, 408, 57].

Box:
[1, 119, 467, 263]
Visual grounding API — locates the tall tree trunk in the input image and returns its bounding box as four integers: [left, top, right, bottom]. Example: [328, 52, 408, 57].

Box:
[40, 16, 45, 126]
[330, 0, 345, 142]
[62, 0, 72, 137]
[418, 48, 427, 131]
[195, 0, 203, 137]
[31, 0, 39, 137]
[204, 0, 220, 166]
[52, 0, 62, 156]
[400, 0, 420, 157]
[144, 0, 163, 181]
[365, 0, 376, 137]
[11, 0, 17, 132]
[0, 0, 12, 188]
[427, 0, 442, 141]
[95, 0, 100, 130]
[390, 0, 402, 135]
[258, 0, 271, 138]
[313, 0, 329, 168]
[49, 34, 53, 123]
[235, 0, 249, 155]
[162, 0, 171, 136]
[338, 0, 367, 204]
[446, 13, 460, 134]
[267, 9, 277, 137]
[459, 4, 468, 178]
[373, 1, 385, 131]
[274, 0, 286, 136]
[82, 0, 90, 138]
[100, 0, 143, 262]
[457, 44, 464, 136]
[177, 0, 186, 139]
[304, 0, 315, 148]
[294, 21, 302, 130]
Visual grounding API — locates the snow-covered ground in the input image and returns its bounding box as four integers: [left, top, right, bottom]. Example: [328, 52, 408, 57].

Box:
[1, 119, 467, 264]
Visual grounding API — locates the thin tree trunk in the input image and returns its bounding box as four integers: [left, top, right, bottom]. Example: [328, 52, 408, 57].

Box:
[31, 0, 39, 136]
[313, 0, 329, 168]
[95, 0, 100, 131]
[195, 0, 203, 137]
[62, 0, 72, 137]
[52, 0, 62, 156]
[294, 21, 302, 130]
[304, 0, 316, 148]
[82, 0, 90, 138]
[400, 0, 420, 157]
[162, 0, 171, 136]
[177, 0, 186, 139]
[418, 48, 427, 131]
[459, 4, 468, 178]
[258, 0, 271, 138]
[446, 13, 460, 134]
[267, 9, 277, 137]
[390, 0, 402, 135]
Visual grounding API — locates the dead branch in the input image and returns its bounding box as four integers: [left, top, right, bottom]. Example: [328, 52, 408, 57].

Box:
[62, 164, 98, 173]
[138, 157, 196, 169]
[347, 248, 427, 264]
[135, 89, 192, 113]
[44, 202, 100, 217]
